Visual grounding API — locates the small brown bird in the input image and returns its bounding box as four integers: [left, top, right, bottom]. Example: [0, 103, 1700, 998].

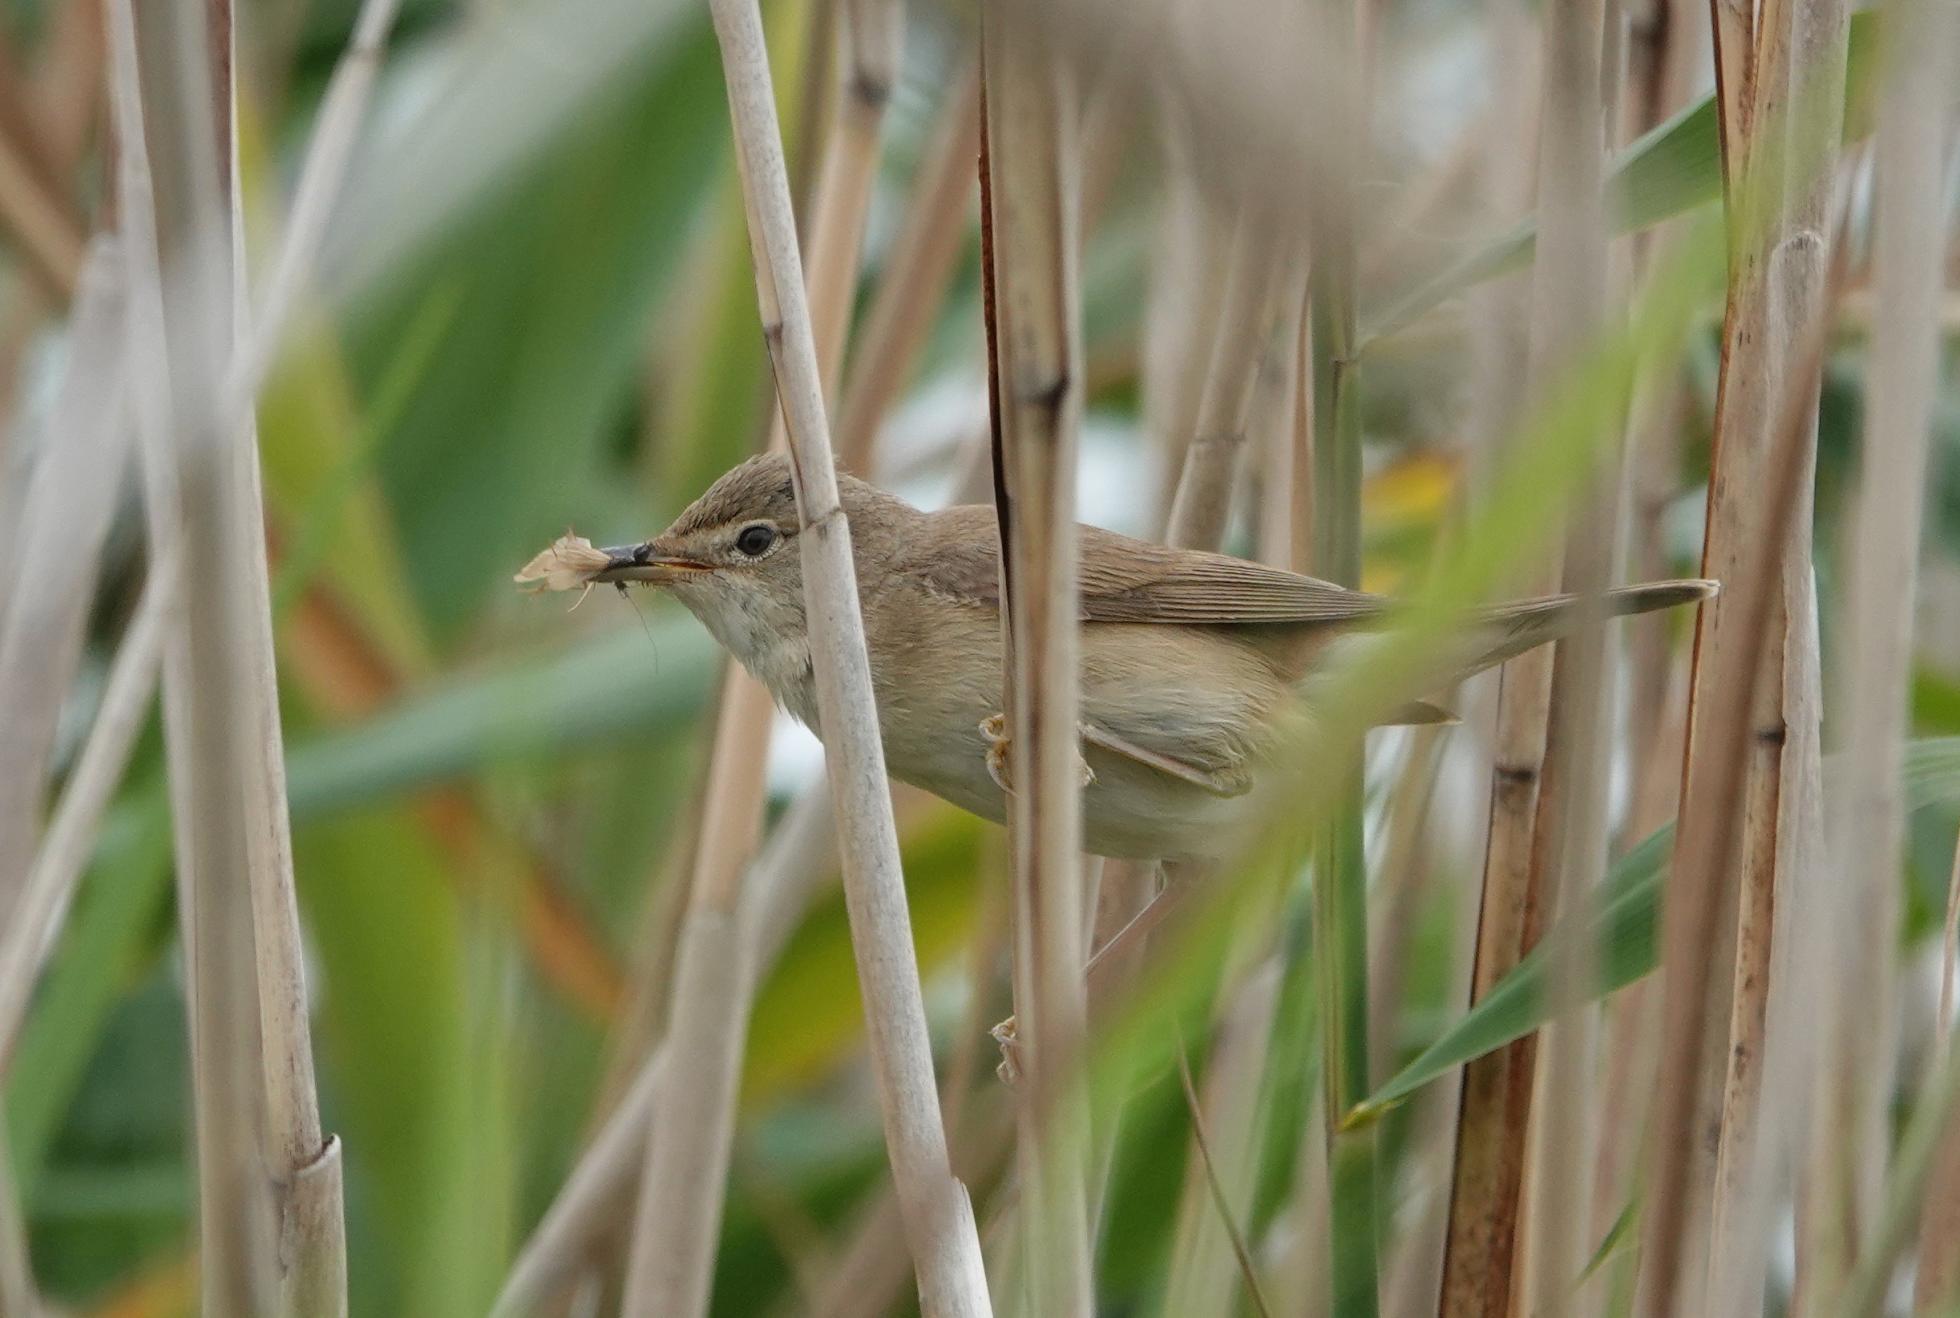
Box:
[519, 454, 1712, 862]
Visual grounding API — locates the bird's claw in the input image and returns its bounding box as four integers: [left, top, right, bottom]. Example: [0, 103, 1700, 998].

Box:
[981, 714, 1013, 793]
[978, 713, 1096, 794]
[991, 1015, 1021, 1088]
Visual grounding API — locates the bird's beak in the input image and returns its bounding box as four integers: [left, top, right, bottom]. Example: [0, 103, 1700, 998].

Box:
[588, 542, 714, 585]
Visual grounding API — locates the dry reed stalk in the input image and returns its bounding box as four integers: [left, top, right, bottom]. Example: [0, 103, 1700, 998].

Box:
[1842, 1039, 1960, 1317]
[1515, 0, 1616, 1301]
[0, 557, 174, 1074]
[617, 676, 773, 1315]
[1266, 1081, 1333, 1318]
[1253, 309, 1304, 571]
[27, 0, 104, 176]
[979, 10, 1093, 1311]
[1587, 672, 1686, 1278]
[230, 0, 402, 404]
[491, 787, 842, 1317]
[1101, 181, 1287, 1281]
[605, 2, 838, 1117]
[1918, 1091, 1960, 1313]
[787, 0, 839, 226]
[0, 1134, 33, 1318]
[0, 572, 176, 1310]
[1433, 7, 1543, 1308]
[1163, 956, 1282, 1318]
[688, 8, 997, 1306]
[835, 58, 980, 473]
[1636, 265, 1844, 1318]
[1616, 0, 1704, 808]
[1141, 165, 1229, 532]
[1164, 218, 1283, 549]
[1830, 0, 1958, 1302]
[0, 241, 130, 909]
[620, 2, 902, 1305]
[234, 8, 406, 1308]
[810, 895, 1017, 1318]
[129, 0, 281, 1306]
[1925, 830, 1960, 1311]
[0, 107, 83, 300]
[1942, 832, 1958, 1037]
[1631, 0, 1848, 1297]
[112, 0, 389, 1301]
[1437, 334, 1557, 1318]
[1302, 0, 1375, 1307]
[1708, 0, 1755, 188]
[1365, 730, 1445, 1076]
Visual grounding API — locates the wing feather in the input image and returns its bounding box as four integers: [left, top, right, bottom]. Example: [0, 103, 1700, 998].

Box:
[905, 506, 1387, 627]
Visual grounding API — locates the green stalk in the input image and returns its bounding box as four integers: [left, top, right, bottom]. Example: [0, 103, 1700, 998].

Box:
[1310, 196, 1377, 1317]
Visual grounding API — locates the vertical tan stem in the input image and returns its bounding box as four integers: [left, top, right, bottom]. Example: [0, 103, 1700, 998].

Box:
[1855, 0, 1958, 1308]
[836, 60, 980, 472]
[706, 0, 992, 1309]
[1518, 0, 1614, 1304]
[622, 0, 903, 1306]
[980, 11, 1093, 1312]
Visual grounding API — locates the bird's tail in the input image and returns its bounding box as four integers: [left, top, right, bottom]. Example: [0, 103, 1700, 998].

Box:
[1462, 578, 1717, 674]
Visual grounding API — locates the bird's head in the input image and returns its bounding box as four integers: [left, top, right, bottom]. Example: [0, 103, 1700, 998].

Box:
[579, 453, 909, 672]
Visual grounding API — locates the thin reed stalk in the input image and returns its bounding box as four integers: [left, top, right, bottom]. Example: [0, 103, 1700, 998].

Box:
[0, 106, 83, 301]
[0, 1134, 32, 1318]
[675, 4, 992, 1307]
[492, 787, 840, 1317]
[1834, 0, 1957, 1305]
[1365, 729, 1445, 1082]
[1437, 6, 1557, 1301]
[231, 0, 402, 403]
[1128, 165, 1290, 1305]
[1437, 449, 1559, 1311]
[1165, 218, 1282, 549]
[1633, 0, 1849, 1297]
[811, 887, 1015, 1318]
[620, 1, 902, 1305]
[1307, 18, 1377, 1305]
[111, 0, 390, 1300]
[1638, 291, 1843, 1318]
[1141, 166, 1229, 532]
[237, 8, 405, 1308]
[1163, 955, 1282, 1318]
[617, 677, 772, 1315]
[0, 241, 129, 909]
[130, 0, 281, 1307]
[1617, 0, 1705, 795]
[836, 57, 979, 473]
[605, 0, 832, 1115]
[979, 10, 1093, 1311]
[1516, 0, 1614, 1302]
[1924, 839, 1960, 1312]
[1844, 1046, 1960, 1316]
[0, 558, 174, 1074]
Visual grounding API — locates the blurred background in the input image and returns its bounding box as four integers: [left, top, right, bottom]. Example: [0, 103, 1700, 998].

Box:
[2, 0, 1959, 1313]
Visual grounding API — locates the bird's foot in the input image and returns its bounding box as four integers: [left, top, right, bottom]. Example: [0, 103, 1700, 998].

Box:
[990, 1016, 1021, 1088]
[978, 713, 1096, 794]
[980, 713, 1013, 793]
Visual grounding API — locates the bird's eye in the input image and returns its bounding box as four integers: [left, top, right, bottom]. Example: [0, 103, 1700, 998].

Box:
[734, 524, 777, 558]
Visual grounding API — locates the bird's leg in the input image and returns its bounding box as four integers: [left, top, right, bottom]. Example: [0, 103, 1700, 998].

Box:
[978, 713, 1097, 794]
[991, 862, 1200, 1086]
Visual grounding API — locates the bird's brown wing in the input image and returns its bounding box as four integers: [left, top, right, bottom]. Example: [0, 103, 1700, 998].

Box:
[907, 506, 1389, 627]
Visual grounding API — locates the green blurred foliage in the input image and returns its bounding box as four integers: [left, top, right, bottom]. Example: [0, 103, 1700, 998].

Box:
[7, 0, 1960, 1312]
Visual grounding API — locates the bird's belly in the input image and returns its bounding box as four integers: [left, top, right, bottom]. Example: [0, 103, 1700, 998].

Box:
[881, 719, 1257, 862]
[779, 619, 1279, 862]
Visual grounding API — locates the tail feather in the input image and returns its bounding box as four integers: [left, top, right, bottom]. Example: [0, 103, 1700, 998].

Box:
[1465, 578, 1717, 674]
